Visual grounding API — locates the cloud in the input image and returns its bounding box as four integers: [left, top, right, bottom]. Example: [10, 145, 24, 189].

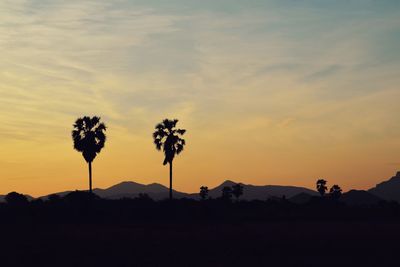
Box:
[0, 0, 399, 152]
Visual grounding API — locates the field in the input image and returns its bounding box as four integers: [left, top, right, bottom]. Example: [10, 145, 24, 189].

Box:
[1, 220, 399, 267]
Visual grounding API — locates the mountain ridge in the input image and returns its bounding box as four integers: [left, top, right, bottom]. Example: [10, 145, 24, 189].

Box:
[1, 171, 399, 203]
[34, 179, 318, 201]
[368, 171, 400, 202]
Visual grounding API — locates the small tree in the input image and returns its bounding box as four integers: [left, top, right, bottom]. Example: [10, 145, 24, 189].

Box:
[221, 186, 233, 201]
[199, 186, 209, 200]
[232, 183, 244, 201]
[330, 185, 342, 200]
[316, 179, 328, 197]
[5, 192, 28, 206]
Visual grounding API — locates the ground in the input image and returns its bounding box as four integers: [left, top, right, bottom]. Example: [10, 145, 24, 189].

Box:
[1, 220, 398, 267]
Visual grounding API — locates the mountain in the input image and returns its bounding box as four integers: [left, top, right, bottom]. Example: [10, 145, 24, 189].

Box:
[201, 180, 318, 200]
[369, 171, 400, 202]
[94, 181, 190, 200]
[0, 194, 34, 202]
[38, 180, 317, 201]
[40, 182, 190, 201]
[341, 190, 383, 206]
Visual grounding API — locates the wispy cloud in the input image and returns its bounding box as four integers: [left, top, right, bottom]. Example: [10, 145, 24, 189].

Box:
[0, 0, 399, 194]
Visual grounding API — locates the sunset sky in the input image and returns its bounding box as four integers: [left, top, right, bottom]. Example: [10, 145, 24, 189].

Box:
[0, 0, 399, 196]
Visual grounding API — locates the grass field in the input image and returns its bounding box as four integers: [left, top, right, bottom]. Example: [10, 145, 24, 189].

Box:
[1, 220, 399, 267]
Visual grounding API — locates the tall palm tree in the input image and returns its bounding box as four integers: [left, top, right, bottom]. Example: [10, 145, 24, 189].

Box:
[316, 179, 328, 197]
[153, 119, 186, 200]
[72, 116, 107, 193]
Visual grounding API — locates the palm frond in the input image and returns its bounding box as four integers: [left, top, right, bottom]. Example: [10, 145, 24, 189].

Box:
[176, 143, 184, 154]
[176, 129, 186, 135]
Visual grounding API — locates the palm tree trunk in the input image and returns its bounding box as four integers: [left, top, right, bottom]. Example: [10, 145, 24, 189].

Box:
[169, 161, 173, 200]
[88, 161, 92, 194]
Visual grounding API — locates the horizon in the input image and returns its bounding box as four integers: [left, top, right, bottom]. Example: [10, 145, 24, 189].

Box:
[1, 0, 400, 196]
[2, 172, 398, 198]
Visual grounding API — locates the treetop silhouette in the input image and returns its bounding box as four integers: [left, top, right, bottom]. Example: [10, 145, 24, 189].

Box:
[316, 179, 328, 197]
[330, 184, 342, 200]
[200, 186, 209, 200]
[5, 192, 28, 206]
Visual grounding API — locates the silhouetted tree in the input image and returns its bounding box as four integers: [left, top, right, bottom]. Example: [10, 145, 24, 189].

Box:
[232, 183, 244, 201]
[199, 186, 209, 200]
[221, 186, 233, 201]
[5, 192, 28, 206]
[330, 185, 342, 200]
[72, 116, 107, 193]
[153, 119, 186, 200]
[316, 179, 328, 197]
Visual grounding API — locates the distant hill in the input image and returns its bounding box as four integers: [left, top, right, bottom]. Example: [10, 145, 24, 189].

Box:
[94, 181, 189, 200]
[37, 180, 317, 201]
[341, 190, 383, 206]
[198, 180, 318, 200]
[369, 171, 400, 202]
[0, 194, 34, 203]
[3, 173, 399, 203]
[40, 182, 190, 201]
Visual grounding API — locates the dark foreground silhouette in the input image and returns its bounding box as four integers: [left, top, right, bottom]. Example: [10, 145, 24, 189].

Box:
[1, 191, 400, 267]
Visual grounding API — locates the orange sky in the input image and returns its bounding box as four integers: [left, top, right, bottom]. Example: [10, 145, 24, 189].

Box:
[0, 1, 399, 196]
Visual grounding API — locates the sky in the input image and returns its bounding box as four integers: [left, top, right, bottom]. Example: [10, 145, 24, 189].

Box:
[0, 0, 399, 196]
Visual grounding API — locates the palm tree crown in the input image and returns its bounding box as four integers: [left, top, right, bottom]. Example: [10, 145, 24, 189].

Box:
[316, 179, 328, 197]
[153, 119, 186, 165]
[330, 184, 342, 200]
[72, 116, 107, 163]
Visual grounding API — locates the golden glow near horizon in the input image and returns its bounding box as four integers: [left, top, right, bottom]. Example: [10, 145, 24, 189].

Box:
[0, 1, 400, 196]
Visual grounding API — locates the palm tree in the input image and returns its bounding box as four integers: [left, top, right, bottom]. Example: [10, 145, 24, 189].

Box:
[153, 119, 186, 200]
[316, 179, 328, 197]
[232, 183, 244, 201]
[199, 186, 209, 200]
[72, 116, 107, 193]
[330, 184, 342, 200]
